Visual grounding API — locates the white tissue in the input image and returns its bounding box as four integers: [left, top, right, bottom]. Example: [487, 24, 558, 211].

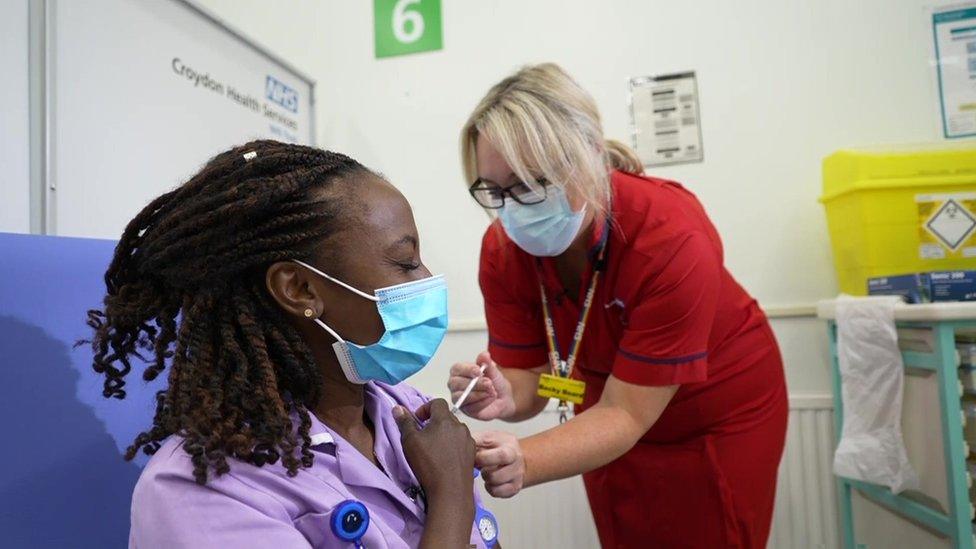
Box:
[833, 296, 919, 494]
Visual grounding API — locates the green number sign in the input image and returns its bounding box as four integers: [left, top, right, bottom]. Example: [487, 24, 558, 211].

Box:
[374, 0, 443, 58]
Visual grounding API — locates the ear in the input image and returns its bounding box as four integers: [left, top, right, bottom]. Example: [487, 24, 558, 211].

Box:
[265, 261, 324, 319]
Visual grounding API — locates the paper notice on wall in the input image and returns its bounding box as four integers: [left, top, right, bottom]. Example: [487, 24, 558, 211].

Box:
[917, 193, 976, 259]
[933, 6, 976, 139]
[629, 72, 703, 167]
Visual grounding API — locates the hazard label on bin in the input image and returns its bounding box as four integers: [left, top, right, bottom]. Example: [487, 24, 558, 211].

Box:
[917, 193, 976, 258]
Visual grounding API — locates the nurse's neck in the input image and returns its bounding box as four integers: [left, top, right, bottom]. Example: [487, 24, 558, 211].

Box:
[552, 209, 598, 299]
[310, 353, 378, 463]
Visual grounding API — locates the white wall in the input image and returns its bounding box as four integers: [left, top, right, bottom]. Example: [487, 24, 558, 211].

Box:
[48, 0, 316, 239]
[0, 0, 30, 234]
[192, 1, 951, 547]
[0, 0, 950, 545]
[193, 0, 946, 393]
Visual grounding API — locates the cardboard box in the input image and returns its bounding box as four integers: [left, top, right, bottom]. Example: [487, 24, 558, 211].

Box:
[867, 273, 931, 303]
[928, 270, 976, 302]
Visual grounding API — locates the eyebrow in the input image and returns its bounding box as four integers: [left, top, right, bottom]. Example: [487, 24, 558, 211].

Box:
[476, 172, 518, 186]
[386, 235, 418, 252]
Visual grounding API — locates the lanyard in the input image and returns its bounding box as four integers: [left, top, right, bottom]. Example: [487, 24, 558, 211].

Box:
[536, 217, 610, 384]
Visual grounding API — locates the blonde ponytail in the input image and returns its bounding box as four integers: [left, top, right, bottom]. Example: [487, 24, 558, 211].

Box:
[604, 139, 644, 175]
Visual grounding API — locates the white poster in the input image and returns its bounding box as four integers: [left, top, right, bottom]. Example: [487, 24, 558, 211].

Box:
[933, 6, 976, 139]
[629, 71, 703, 167]
[50, 0, 315, 238]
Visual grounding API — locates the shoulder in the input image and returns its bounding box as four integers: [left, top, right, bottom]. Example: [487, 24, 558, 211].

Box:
[133, 436, 291, 510]
[133, 435, 345, 517]
[133, 437, 244, 503]
[131, 437, 210, 529]
[373, 381, 430, 410]
[611, 170, 709, 233]
[610, 170, 720, 260]
[130, 436, 339, 547]
[134, 436, 196, 490]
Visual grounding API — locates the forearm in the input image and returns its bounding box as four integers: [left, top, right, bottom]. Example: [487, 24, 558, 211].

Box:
[417, 490, 475, 549]
[520, 404, 646, 487]
[519, 380, 678, 486]
[499, 366, 548, 422]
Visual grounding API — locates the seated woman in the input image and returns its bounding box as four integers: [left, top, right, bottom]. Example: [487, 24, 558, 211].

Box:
[86, 141, 495, 548]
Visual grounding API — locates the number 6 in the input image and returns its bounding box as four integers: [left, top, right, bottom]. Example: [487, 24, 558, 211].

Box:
[393, 0, 424, 44]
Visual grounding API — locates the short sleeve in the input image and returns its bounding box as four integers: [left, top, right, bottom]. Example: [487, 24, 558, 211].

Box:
[130, 460, 311, 549]
[479, 227, 548, 369]
[611, 232, 720, 386]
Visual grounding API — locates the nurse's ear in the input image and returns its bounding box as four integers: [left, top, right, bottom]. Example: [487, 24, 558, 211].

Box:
[265, 261, 326, 319]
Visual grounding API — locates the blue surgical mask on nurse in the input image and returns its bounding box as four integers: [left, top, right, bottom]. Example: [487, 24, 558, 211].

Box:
[493, 181, 587, 257]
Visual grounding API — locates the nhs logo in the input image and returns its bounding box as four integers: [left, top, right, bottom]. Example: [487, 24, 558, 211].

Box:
[265, 75, 298, 113]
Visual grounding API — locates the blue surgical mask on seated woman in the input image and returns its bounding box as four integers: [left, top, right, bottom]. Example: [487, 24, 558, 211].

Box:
[497, 184, 586, 257]
[294, 260, 448, 385]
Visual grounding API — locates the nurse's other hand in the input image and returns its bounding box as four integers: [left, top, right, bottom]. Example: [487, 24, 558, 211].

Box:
[448, 351, 515, 421]
[473, 430, 524, 498]
[394, 399, 475, 501]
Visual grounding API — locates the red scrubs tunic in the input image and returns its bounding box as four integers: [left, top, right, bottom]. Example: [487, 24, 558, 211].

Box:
[479, 170, 788, 548]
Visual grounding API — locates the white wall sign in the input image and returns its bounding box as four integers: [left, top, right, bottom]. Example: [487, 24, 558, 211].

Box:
[933, 5, 976, 139]
[47, 0, 315, 238]
[629, 71, 704, 167]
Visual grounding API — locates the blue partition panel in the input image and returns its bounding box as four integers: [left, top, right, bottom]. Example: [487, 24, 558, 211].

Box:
[0, 232, 160, 547]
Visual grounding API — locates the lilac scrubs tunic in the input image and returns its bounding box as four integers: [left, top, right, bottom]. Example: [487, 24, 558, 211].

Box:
[130, 382, 492, 548]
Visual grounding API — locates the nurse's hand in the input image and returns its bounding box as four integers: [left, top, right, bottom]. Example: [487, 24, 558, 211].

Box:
[393, 399, 476, 501]
[449, 351, 515, 421]
[473, 430, 525, 498]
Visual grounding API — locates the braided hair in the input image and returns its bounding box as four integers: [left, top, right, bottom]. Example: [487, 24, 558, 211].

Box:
[85, 140, 371, 484]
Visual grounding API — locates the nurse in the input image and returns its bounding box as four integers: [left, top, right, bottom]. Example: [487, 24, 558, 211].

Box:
[86, 140, 497, 548]
[449, 63, 788, 547]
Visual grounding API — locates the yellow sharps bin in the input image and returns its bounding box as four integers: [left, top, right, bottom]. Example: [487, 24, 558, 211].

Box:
[820, 146, 976, 295]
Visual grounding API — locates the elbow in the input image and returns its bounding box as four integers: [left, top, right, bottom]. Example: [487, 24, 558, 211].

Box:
[591, 402, 654, 455]
[613, 399, 663, 448]
[621, 412, 653, 448]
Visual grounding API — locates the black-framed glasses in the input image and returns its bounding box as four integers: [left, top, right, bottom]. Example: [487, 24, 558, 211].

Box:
[468, 178, 548, 209]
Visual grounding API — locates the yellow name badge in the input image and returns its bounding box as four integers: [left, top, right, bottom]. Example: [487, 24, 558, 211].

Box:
[537, 374, 586, 405]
